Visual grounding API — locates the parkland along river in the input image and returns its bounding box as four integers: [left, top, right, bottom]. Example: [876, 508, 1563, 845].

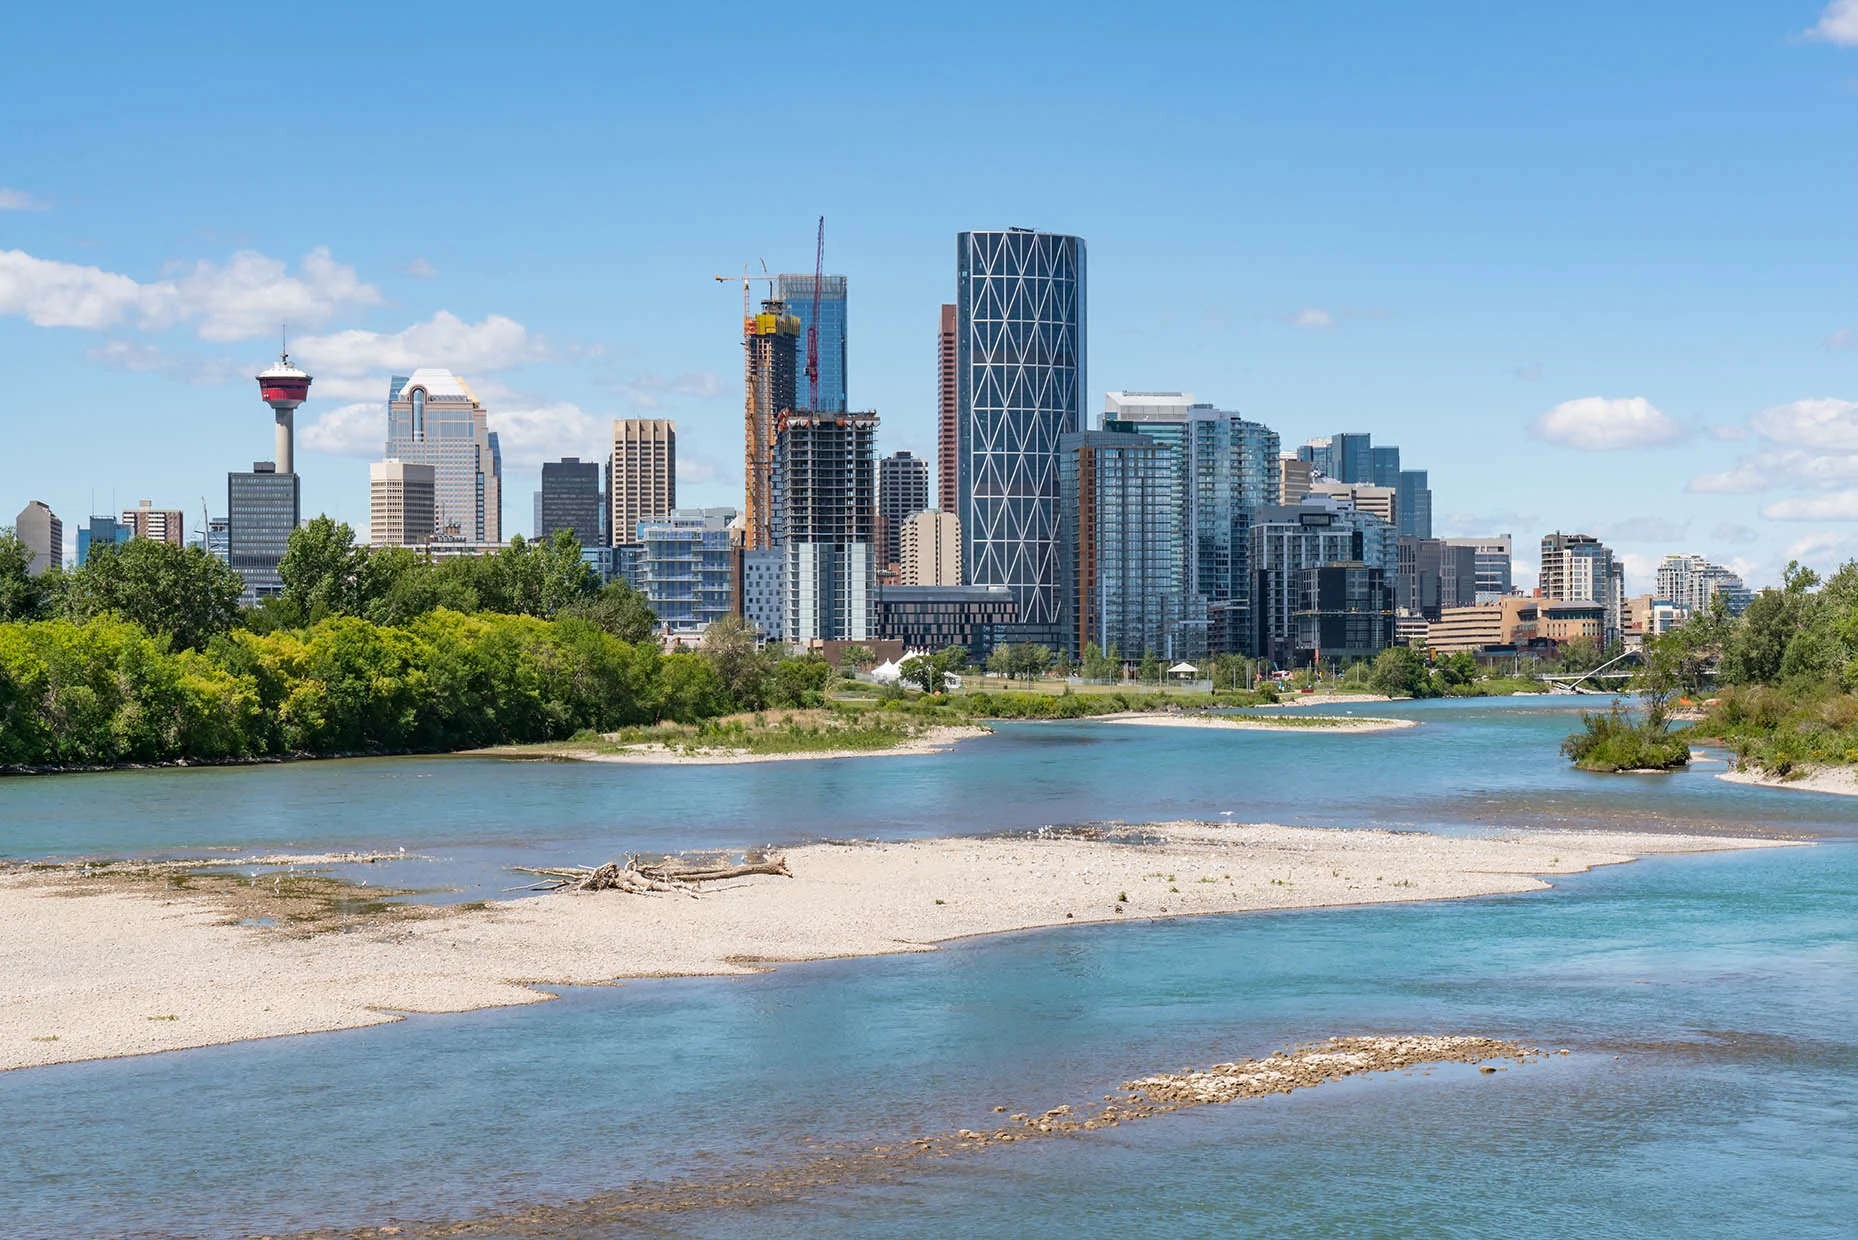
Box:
[1, 697, 1853, 1238]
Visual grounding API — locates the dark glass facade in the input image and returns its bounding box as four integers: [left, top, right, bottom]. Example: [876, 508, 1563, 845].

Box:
[776, 274, 848, 413]
[539, 457, 604, 549]
[872, 584, 1018, 660]
[228, 465, 299, 603]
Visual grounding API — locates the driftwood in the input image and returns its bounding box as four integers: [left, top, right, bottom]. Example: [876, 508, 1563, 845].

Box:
[508, 855, 790, 897]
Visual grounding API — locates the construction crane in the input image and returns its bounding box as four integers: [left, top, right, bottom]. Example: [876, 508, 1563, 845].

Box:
[805, 216, 824, 410]
[713, 261, 775, 322]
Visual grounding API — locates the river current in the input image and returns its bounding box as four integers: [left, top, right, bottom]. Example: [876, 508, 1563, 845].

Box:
[1, 698, 1852, 1237]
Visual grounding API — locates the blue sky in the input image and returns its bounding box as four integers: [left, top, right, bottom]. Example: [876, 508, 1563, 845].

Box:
[4, 1, 1857, 589]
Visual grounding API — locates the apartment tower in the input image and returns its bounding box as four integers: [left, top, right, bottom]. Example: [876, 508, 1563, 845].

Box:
[773, 411, 878, 642]
[120, 500, 186, 546]
[900, 509, 961, 586]
[742, 298, 801, 550]
[877, 450, 930, 574]
[937, 303, 957, 513]
[776, 274, 848, 413]
[14, 501, 62, 576]
[611, 420, 676, 546]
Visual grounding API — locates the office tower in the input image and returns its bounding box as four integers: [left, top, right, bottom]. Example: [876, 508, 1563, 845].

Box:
[1395, 536, 1478, 622]
[1294, 564, 1396, 664]
[539, 457, 604, 548]
[635, 510, 737, 633]
[1370, 445, 1401, 488]
[385, 369, 501, 543]
[773, 411, 878, 642]
[120, 500, 186, 546]
[610, 419, 676, 547]
[900, 510, 961, 586]
[369, 460, 437, 547]
[955, 227, 1086, 646]
[1058, 429, 1184, 662]
[1396, 469, 1432, 538]
[1307, 481, 1398, 527]
[1249, 500, 1398, 666]
[1279, 453, 1313, 505]
[741, 298, 801, 550]
[877, 450, 930, 572]
[937, 303, 958, 513]
[1297, 437, 1333, 478]
[1444, 535, 1513, 602]
[776, 274, 848, 413]
[1655, 553, 1752, 616]
[1540, 532, 1624, 644]
[76, 515, 129, 563]
[228, 462, 298, 603]
[228, 353, 310, 604]
[14, 501, 62, 576]
[204, 516, 229, 562]
[1328, 433, 1373, 484]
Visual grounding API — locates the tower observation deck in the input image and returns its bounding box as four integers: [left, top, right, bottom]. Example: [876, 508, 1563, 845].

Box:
[256, 351, 312, 475]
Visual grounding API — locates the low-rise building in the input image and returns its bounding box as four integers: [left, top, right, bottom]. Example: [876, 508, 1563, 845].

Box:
[872, 584, 1018, 661]
[1427, 598, 1540, 653]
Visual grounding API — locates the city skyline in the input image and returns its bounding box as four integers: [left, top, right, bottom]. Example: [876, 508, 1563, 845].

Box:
[5, 4, 1858, 593]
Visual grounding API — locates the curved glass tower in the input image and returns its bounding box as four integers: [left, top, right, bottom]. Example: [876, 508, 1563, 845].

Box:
[955, 228, 1085, 644]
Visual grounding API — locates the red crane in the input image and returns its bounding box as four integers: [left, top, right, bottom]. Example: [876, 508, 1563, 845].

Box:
[806, 216, 824, 410]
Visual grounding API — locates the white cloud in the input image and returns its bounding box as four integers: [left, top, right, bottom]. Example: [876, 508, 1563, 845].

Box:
[1531, 396, 1684, 451]
[612, 371, 728, 411]
[292, 311, 549, 400]
[0, 188, 48, 211]
[300, 402, 386, 457]
[1825, 326, 1858, 352]
[1760, 491, 1858, 521]
[0, 245, 378, 339]
[485, 402, 606, 470]
[397, 257, 438, 279]
[1598, 516, 1689, 543]
[1618, 552, 1661, 594]
[1748, 397, 1858, 451]
[1785, 530, 1858, 568]
[1807, 1, 1858, 46]
[675, 453, 736, 486]
[84, 339, 236, 385]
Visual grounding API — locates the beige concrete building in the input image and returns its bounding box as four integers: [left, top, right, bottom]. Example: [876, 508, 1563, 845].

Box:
[1278, 453, 1313, 505]
[1427, 598, 1540, 653]
[14, 500, 62, 576]
[1308, 481, 1396, 526]
[612, 419, 676, 545]
[900, 510, 961, 586]
[121, 500, 185, 546]
[369, 459, 437, 547]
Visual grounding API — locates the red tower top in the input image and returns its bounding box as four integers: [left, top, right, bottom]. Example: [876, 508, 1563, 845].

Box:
[257, 351, 312, 411]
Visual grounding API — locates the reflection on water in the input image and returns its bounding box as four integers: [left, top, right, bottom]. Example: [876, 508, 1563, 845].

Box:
[1, 699, 1853, 1238]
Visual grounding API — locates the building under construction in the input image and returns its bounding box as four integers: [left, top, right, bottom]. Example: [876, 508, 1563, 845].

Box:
[773, 410, 879, 642]
[742, 298, 801, 550]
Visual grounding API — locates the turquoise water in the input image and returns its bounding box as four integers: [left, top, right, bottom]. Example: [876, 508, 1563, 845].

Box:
[1, 698, 1853, 1237]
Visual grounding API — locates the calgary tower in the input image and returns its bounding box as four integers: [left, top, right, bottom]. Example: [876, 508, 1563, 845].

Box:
[256, 347, 312, 475]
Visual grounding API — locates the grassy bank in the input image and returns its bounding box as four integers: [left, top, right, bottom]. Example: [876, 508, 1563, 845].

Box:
[1694, 685, 1858, 776]
[491, 707, 956, 758]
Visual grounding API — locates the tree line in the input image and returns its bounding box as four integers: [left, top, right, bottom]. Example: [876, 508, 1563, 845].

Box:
[0, 520, 831, 770]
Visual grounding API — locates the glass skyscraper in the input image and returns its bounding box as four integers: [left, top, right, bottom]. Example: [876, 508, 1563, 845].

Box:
[1058, 430, 1183, 663]
[385, 369, 502, 544]
[955, 228, 1086, 646]
[776, 274, 848, 413]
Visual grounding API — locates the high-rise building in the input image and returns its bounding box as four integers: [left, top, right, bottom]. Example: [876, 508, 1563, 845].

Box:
[230, 352, 310, 604]
[773, 411, 879, 642]
[1279, 453, 1314, 505]
[1443, 535, 1513, 602]
[1395, 536, 1478, 622]
[1370, 445, 1402, 489]
[610, 420, 676, 546]
[539, 457, 604, 549]
[1294, 563, 1396, 665]
[14, 501, 62, 576]
[1396, 469, 1433, 538]
[1058, 429, 1185, 662]
[1250, 499, 1398, 667]
[776, 274, 848, 413]
[900, 510, 961, 586]
[636, 509, 737, 633]
[76, 515, 129, 564]
[385, 369, 501, 544]
[120, 500, 186, 546]
[228, 462, 298, 603]
[1655, 553, 1752, 617]
[741, 298, 802, 550]
[955, 228, 1086, 646]
[937, 303, 958, 514]
[369, 460, 437, 547]
[877, 450, 931, 573]
[1307, 481, 1397, 527]
[1540, 532, 1624, 645]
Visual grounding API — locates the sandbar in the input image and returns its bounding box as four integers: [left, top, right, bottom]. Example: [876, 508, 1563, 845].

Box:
[504, 724, 991, 765]
[0, 823, 1798, 1072]
[1718, 763, 1858, 798]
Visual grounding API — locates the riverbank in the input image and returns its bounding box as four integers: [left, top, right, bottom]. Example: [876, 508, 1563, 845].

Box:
[1718, 763, 1858, 797]
[1097, 712, 1416, 734]
[486, 723, 990, 765]
[1, 824, 1797, 1072]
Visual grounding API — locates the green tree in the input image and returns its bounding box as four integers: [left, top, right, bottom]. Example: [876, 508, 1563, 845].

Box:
[900, 647, 964, 694]
[62, 539, 242, 652]
[556, 579, 657, 643]
[702, 614, 770, 708]
[1080, 642, 1114, 682]
[1137, 649, 1162, 686]
[1368, 645, 1436, 698]
[840, 643, 877, 672]
[278, 516, 370, 619]
[477, 532, 600, 618]
[1436, 650, 1478, 688]
[0, 528, 54, 622]
[1721, 562, 1820, 685]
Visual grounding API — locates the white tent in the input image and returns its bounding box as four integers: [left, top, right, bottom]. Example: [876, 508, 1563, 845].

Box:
[870, 659, 904, 684]
[1167, 662, 1199, 678]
